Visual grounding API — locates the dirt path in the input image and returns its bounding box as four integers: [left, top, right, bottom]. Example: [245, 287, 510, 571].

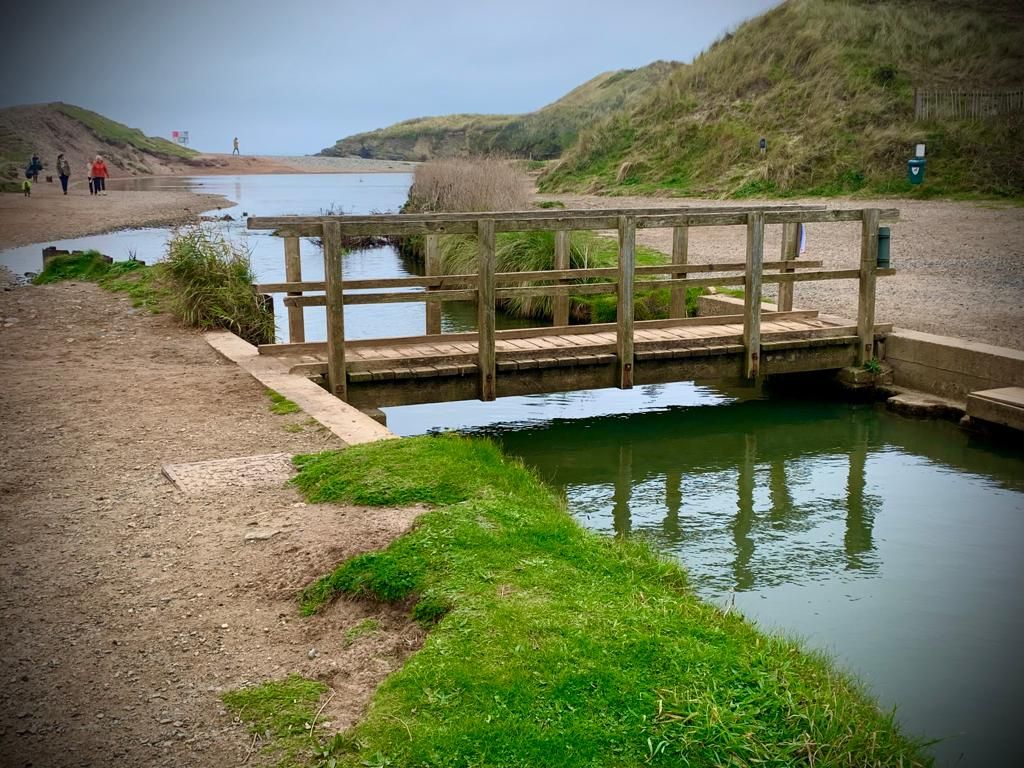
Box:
[0, 283, 423, 767]
[545, 193, 1024, 350]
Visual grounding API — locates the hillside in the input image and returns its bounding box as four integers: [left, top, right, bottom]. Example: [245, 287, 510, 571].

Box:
[0, 103, 199, 191]
[540, 0, 1024, 199]
[319, 61, 681, 161]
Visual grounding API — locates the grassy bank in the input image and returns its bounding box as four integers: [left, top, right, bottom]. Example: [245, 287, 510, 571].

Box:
[541, 0, 1024, 199]
[33, 228, 274, 344]
[230, 435, 929, 767]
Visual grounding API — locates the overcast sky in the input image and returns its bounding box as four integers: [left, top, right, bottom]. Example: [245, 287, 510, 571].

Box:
[1, 0, 779, 155]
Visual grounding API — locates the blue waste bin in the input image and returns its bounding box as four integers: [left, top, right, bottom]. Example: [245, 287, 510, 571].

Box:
[907, 157, 926, 185]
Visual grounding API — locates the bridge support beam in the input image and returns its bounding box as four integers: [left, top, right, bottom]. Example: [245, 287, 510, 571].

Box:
[284, 236, 305, 343]
[670, 225, 689, 318]
[477, 219, 497, 401]
[552, 230, 571, 327]
[743, 211, 765, 379]
[322, 221, 347, 401]
[425, 234, 442, 335]
[617, 215, 636, 389]
[777, 222, 800, 311]
[857, 209, 880, 365]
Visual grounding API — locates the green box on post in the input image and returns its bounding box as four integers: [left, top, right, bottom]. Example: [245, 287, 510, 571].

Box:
[907, 157, 926, 185]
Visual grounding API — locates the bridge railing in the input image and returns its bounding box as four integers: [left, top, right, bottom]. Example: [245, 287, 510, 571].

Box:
[248, 205, 897, 401]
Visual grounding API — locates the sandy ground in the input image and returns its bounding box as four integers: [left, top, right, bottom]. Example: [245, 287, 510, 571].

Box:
[0, 181, 231, 251]
[0, 155, 416, 251]
[544, 193, 1024, 350]
[0, 282, 425, 767]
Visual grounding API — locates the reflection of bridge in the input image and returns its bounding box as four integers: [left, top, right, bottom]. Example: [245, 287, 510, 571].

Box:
[493, 397, 1024, 592]
[248, 205, 898, 408]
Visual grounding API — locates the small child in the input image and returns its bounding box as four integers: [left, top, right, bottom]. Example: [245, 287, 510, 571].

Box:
[22, 179, 31, 197]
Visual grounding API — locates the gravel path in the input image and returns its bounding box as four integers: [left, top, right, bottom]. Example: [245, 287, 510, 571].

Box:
[546, 193, 1024, 350]
[0, 283, 423, 767]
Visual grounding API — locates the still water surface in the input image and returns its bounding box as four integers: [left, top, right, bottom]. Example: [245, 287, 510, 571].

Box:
[4, 173, 1022, 765]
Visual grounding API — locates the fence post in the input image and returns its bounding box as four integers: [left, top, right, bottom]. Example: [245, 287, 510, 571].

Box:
[322, 221, 347, 400]
[284, 236, 305, 343]
[424, 234, 441, 335]
[777, 222, 800, 311]
[670, 224, 689, 318]
[857, 208, 880, 366]
[552, 229, 570, 327]
[617, 215, 636, 389]
[743, 211, 764, 379]
[477, 219, 496, 401]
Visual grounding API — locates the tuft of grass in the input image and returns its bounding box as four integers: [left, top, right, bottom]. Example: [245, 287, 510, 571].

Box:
[267, 389, 301, 415]
[222, 675, 329, 767]
[405, 157, 531, 213]
[294, 435, 930, 767]
[343, 618, 381, 646]
[164, 226, 275, 345]
[34, 251, 121, 284]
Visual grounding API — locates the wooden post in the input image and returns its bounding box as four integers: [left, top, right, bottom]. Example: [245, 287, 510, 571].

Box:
[743, 211, 764, 379]
[616, 215, 636, 389]
[322, 221, 347, 400]
[424, 234, 441, 335]
[552, 229, 570, 327]
[777, 222, 800, 311]
[669, 225, 689, 318]
[284, 236, 305, 343]
[477, 220, 496, 401]
[857, 208, 880, 365]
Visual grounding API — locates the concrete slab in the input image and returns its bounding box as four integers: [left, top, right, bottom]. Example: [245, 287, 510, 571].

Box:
[162, 453, 295, 494]
[885, 329, 1024, 401]
[203, 330, 396, 445]
[966, 387, 1024, 433]
[885, 391, 965, 422]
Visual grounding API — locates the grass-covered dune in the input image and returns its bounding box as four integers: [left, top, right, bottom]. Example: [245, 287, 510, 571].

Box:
[541, 0, 1024, 199]
[319, 62, 679, 162]
[231, 436, 930, 767]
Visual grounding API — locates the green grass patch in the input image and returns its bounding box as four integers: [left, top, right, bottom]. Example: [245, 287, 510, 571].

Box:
[267, 389, 301, 415]
[343, 618, 381, 646]
[294, 435, 930, 767]
[55, 103, 198, 160]
[222, 675, 329, 767]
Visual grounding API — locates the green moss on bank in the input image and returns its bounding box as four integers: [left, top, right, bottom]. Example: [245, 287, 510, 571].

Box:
[290, 435, 930, 767]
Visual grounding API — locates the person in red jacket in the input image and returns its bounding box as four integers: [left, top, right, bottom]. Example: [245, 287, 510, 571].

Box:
[90, 155, 109, 195]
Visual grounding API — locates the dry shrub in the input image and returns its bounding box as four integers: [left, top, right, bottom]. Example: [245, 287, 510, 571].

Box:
[406, 157, 530, 213]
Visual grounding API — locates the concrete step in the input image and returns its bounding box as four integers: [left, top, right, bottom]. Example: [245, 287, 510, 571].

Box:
[966, 387, 1024, 433]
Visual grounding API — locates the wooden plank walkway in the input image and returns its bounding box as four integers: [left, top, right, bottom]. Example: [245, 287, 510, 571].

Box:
[263, 314, 884, 384]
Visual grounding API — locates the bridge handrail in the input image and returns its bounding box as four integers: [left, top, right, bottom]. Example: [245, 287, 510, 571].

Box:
[247, 206, 895, 402]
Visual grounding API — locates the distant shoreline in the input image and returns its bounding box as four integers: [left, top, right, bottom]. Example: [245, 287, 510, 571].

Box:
[152, 153, 419, 178]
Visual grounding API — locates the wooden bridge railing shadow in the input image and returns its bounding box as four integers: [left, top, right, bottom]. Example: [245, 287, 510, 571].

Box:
[248, 205, 897, 403]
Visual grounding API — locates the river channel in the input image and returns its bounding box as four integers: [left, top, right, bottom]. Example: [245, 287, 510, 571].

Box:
[3, 173, 1021, 766]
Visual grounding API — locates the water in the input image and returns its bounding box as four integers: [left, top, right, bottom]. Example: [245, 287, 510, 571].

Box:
[386, 386, 1024, 767]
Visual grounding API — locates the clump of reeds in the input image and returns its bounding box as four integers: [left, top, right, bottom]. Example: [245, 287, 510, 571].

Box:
[164, 226, 275, 345]
[405, 157, 531, 213]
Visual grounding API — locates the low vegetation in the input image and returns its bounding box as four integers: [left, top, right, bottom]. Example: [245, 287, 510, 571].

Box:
[222, 675, 332, 767]
[281, 435, 930, 767]
[266, 389, 301, 415]
[542, 0, 1024, 199]
[54, 103, 197, 160]
[319, 63, 678, 161]
[401, 159, 701, 322]
[32, 229, 275, 345]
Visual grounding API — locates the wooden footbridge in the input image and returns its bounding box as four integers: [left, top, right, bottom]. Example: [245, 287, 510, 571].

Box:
[247, 205, 897, 409]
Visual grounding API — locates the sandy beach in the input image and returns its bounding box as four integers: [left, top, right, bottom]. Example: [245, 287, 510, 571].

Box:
[0, 155, 417, 251]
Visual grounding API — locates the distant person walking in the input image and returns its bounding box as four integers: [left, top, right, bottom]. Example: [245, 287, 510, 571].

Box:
[90, 155, 109, 195]
[232, 137, 240, 155]
[56, 153, 71, 194]
[26, 154, 43, 182]
[86, 160, 95, 195]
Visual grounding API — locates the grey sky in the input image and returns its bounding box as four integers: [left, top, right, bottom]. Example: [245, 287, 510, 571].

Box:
[1, 0, 780, 155]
